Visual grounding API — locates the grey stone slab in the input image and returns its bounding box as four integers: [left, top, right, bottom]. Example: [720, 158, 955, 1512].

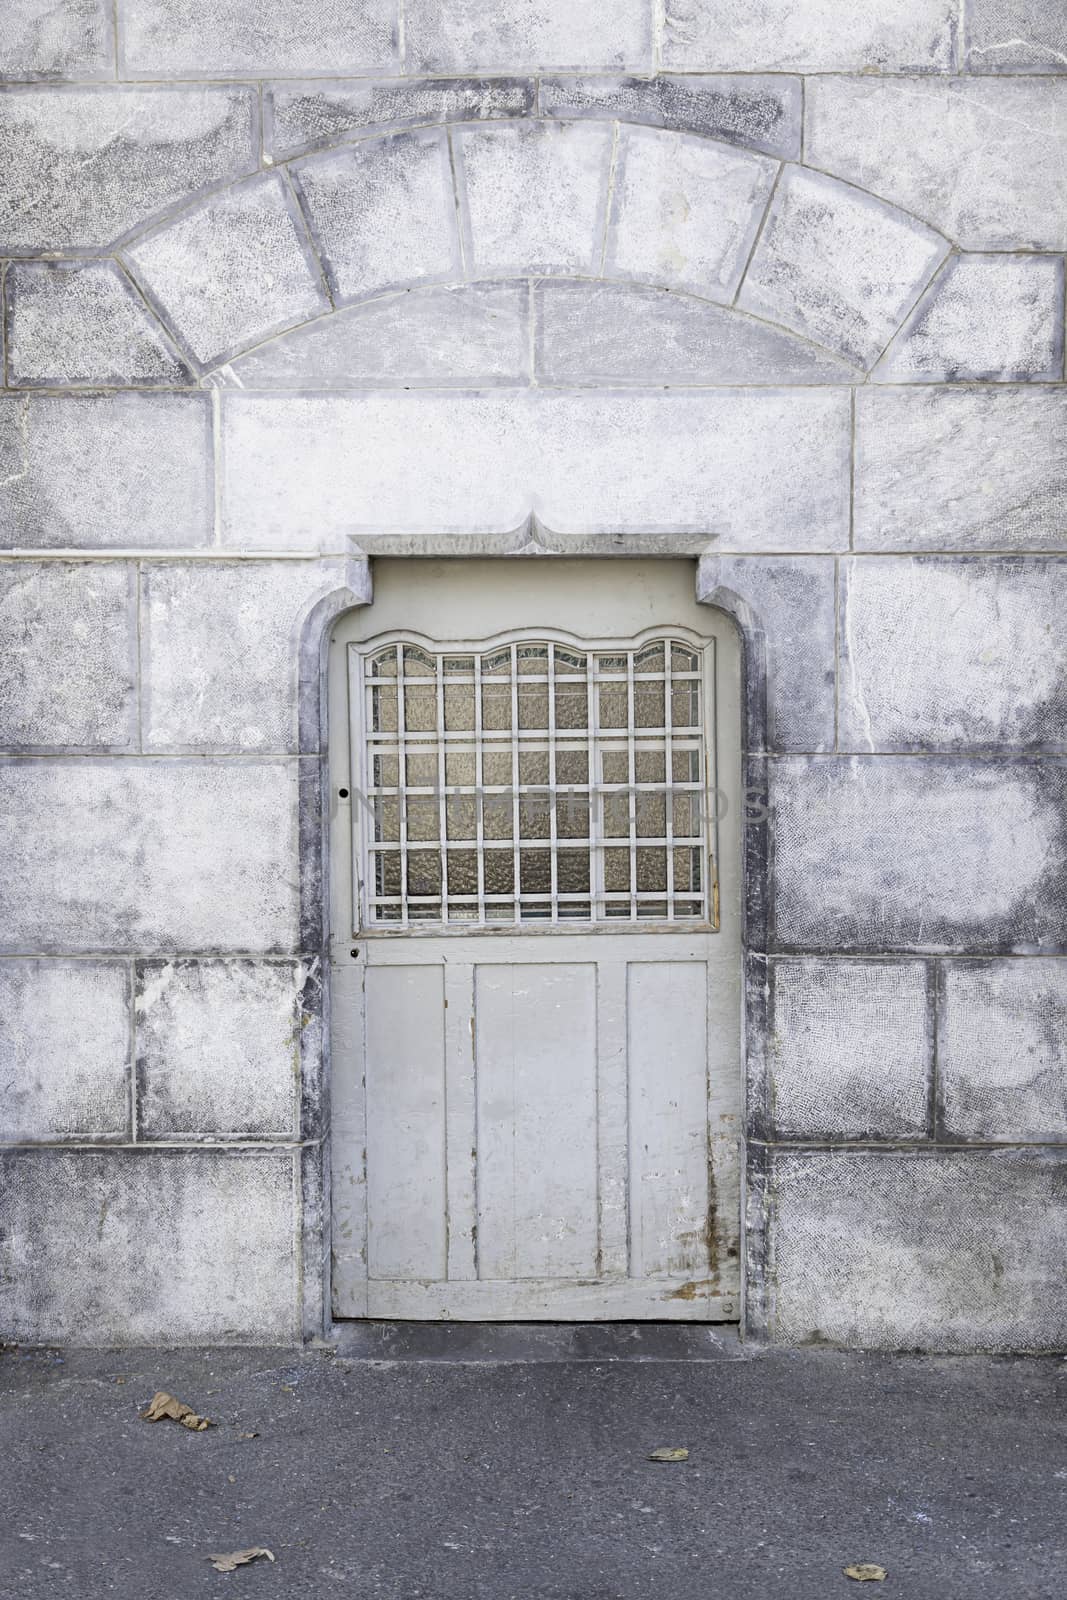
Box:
[1, 0, 113, 80]
[142, 559, 348, 752]
[0, 562, 136, 750]
[662, 0, 957, 70]
[754, 1147, 1067, 1350]
[0, 394, 213, 550]
[738, 168, 949, 369]
[0, 1148, 298, 1343]
[840, 557, 1067, 752]
[1, 959, 129, 1142]
[770, 755, 1067, 954]
[535, 282, 857, 387]
[219, 391, 851, 552]
[264, 78, 534, 162]
[405, 0, 653, 72]
[965, 0, 1067, 72]
[874, 254, 1064, 384]
[855, 388, 1067, 552]
[230, 282, 530, 388]
[119, 0, 399, 76]
[294, 129, 459, 305]
[763, 958, 931, 1139]
[939, 959, 1067, 1140]
[540, 74, 801, 160]
[125, 173, 328, 369]
[0, 758, 301, 953]
[456, 121, 613, 278]
[806, 76, 1067, 252]
[606, 126, 776, 303]
[697, 555, 836, 751]
[0, 87, 257, 255]
[135, 958, 306, 1138]
[5, 262, 192, 388]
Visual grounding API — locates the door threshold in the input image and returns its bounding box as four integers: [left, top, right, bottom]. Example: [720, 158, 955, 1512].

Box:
[328, 1320, 744, 1363]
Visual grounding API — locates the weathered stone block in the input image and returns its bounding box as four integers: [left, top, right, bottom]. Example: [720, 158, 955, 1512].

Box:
[771, 756, 1067, 953]
[540, 74, 801, 160]
[939, 959, 1067, 1140]
[0, 1149, 298, 1343]
[0, 759, 300, 953]
[264, 78, 534, 161]
[405, 0, 653, 71]
[965, 0, 1067, 72]
[219, 391, 851, 551]
[1, 0, 113, 80]
[456, 121, 612, 277]
[1, 960, 129, 1142]
[697, 555, 836, 750]
[0, 87, 257, 254]
[840, 557, 1067, 751]
[230, 282, 530, 388]
[874, 254, 1064, 383]
[120, 0, 398, 76]
[739, 168, 949, 369]
[294, 130, 458, 304]
[663, 0, 956, 70]
[0, 394, 213, 550]
[141, 560, 347, 752]
[806, 76, 1067, 251]
[606, 127, 775, 302]
[125, 173, 328, 368]
[753, 1146, 1067, 1350]
[136, 959, 306, 1139]
[535, 282, 856, 387]
[5, 262, 192, 388]
[0, 562, 136, 751]
[855, 388, 1067, 552]
[763, 959, 931, 1139]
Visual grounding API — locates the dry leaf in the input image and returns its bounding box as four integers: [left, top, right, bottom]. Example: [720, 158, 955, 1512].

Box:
[236, 1431, 259, 1440]
[206, 1548, 275, 1573]
[844, 1564, 887, 1582]
[140, 1391, 212, 1432]
[648, 1447, 689, 1462]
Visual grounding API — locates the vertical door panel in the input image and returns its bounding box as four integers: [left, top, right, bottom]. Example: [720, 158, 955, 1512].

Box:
[474, 962, 598, 1281]
[365, 965, 447, 1281]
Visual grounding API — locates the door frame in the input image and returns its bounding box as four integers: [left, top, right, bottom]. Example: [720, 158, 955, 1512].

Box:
[293, 525, 774, 1342]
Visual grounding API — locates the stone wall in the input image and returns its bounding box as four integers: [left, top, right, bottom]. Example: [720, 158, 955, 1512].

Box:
[2, 0, 1067, 1349]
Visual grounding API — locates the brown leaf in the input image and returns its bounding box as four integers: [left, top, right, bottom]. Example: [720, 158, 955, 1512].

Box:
[140, 1391, 212, 1431]
[648, 1447, 689, 1462]
[844, 1564, 887, 1582]
[206, 1548, 275, 1573]
[236, 1431, 259, 1440]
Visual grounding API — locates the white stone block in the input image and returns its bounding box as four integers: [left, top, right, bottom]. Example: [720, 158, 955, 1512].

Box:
[874, 254, 1064, 383]
[1, 960, 129, 1142]
[219, 390, 851, 552]
[806, 76, 1067, 251]
[125, 172, 328, 368]
[606, 126, 775, 302]
[663, 0, 956, 71]
[940, 960, 1067, 1140]
[855, 388, 1067, 551]
[540, 74, 801, 159]
[0, 759, 301, 953]
[2, 0, 113, 80]
[265, 77, 533, 161]
[136, 958, 306, 1138]
[295, 130, 459, 304]
[405, 0, 653, 71]
[455, 121, 612, 277]
[5, 262, 191, 388]
[840, 556, 1067, 751]
[119, 0, 399, 76]
[965, 0, 1067, 73]
[739, 167, 949, 368]
[0, 1149, 299, 1343]
[0, 562, 136, 750]
[0, 87, 257, 253]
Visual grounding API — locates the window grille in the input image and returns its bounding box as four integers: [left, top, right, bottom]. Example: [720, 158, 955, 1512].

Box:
[351, 633, 715, 928]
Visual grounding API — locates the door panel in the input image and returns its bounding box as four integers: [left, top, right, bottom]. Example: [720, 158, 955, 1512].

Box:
[329, 561, 742, 1322]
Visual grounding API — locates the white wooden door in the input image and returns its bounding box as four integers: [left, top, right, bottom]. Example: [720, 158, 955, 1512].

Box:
[330, 561, 742, 1321]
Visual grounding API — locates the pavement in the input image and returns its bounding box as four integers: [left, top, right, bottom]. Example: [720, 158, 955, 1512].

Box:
[1, 1325, 1065, 1599]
